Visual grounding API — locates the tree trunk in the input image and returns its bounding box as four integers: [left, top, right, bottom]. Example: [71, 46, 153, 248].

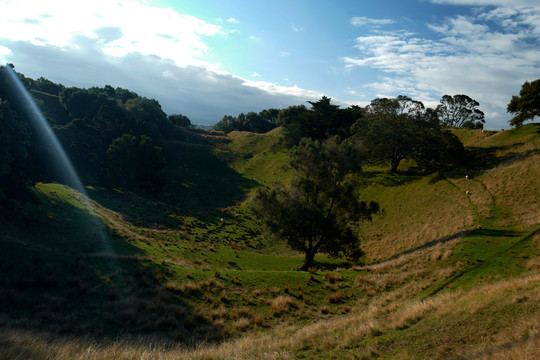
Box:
[299, 250, 316, 271]
[389, 157, 400, 173]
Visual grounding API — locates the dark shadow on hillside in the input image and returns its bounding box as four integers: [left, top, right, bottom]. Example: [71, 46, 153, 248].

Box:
[0, 195, 222, 348]
[370, 230, 472, 265]
[315, 261, 352, 271]
[361, 170, 421, 187]
[467, 228, 522, 238]
[428, 145, 539, 184]
[370, 226, 527, 266]
[86, 141, 257, 230]
[164, 125, 230, 147]
[465, 145, 539, 174]
[162, 141, 256, 211]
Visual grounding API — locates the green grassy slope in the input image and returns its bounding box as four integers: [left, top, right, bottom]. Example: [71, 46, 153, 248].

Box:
[0, 124, 539, 359]
[359, 124, 540, 262]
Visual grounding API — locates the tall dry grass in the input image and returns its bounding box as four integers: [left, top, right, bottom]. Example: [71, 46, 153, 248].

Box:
[2, 272, 538, 360]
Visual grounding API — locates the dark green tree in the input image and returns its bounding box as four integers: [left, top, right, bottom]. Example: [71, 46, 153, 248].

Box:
[92, 104, 134, 144]
[409, 124, 466, 171]
[213, 109, 279, 134]
[251, 137, 379, 270]
[367, 95, 424, 117]
[112, 87, 139, 103]
[257, 108, 280, 132]
[59, 88, 115, 119]
[279, 96, 352, 144]
[106, 134, 165, 192]
[356, 96, 425, 172]
[168, 113, 192, 127]
[436, 94, 485, 129]
[276, 104, 311, 144]
[353, 96, 465, 173]
[507, 79, 540, 127]
[0, 65, 52, 197]
[33, 77, 65, 95]
[213, 115, 236, 133]
[124, 97, 168, 138]
[54, 119, 104, 177]
[0, 98, 32, 200]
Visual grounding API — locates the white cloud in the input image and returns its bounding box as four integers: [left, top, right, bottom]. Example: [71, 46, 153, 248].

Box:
[0, 45, 12, 63]
[4, 38, 322, 124]
[251, 72, 261, 77]
[227, 17, 239, 23]
[162, 70, 177, 80]
[429, 0, 538, 5]
[291, 25, 304, 32]
[279, 51, 291, 57]
[242, 79, 323, 100]
[0, 0, 326, 124]
[0, 0, 222, 68]
[344, 3, 540, 128]
[430, 0, 540, 35]
[350, 17, 395, 27]
[249, 35, 261, 41]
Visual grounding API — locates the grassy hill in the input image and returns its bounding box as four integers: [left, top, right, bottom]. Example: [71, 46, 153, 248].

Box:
[0, 123, 539, 359]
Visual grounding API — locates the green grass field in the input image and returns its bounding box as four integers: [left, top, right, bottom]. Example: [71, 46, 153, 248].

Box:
[0, 123, 539, 359]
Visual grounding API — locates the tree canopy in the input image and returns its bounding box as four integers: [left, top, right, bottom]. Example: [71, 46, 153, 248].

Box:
[278, 96, 362, 145]
[213, 109, 279, 134]
[0, 98, 32, 200]
[436, 94, 485, 129]
[168, 113, 192, 127]
[352, 96, 465, 173]
[106, 134, 166, 192]
[0, 65, 175, 195]
[251, 137, 379, 270]
[507, 79, 540, 127]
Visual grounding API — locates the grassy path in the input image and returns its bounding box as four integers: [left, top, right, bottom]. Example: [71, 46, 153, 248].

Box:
[422, 224, 540, 299]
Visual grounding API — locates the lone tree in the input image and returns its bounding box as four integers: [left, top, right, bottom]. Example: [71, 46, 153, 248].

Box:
[354, 96, 423, 173]
[168, 113, 191, 127]
[251, 137, 380, 270]
[352, 96, 466, 173]
[436, 94, 485, 129]
[507, 79, 540, 127]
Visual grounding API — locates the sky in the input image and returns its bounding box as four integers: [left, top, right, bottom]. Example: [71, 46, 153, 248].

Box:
[1, 0, 539, 129]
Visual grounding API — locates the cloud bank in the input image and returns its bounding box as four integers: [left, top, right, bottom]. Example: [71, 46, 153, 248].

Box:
[1, 0, 539, 128]
[0, 0, 322, 124]
[344, 2, 540, 128]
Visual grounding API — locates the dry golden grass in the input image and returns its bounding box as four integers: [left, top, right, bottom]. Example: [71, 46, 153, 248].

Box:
[355, 235, 460, 303]
[270, 296, 298, 317]
[327, 291, 344, 304]
[388, 298, 437, 330]
[324, 271, 344, 284]
[360, 176, 478, 262]
[2, 267, 538, 360]
[165, 278, 224, 296]
[455, 314, 540, 360]
[480, 154, 540, 227]
[360, 126, 540, 261]
[233, 317, 251, 331]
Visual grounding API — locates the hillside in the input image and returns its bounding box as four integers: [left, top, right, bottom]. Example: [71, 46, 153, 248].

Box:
[359, 125, 540, 262]
[0, 123, 539, 359]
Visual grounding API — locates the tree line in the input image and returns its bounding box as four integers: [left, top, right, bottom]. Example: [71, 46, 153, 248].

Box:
[1, 64, 538, 269]
[249, 85, 539, 270]
[0, 65, 192, 202]
[214, 93, 485, 135]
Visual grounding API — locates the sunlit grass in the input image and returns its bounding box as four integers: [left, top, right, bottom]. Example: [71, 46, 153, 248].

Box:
[1, 124, 539, 359]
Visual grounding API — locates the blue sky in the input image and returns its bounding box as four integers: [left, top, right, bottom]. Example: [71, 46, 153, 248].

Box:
[1, 0, 539, 128]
